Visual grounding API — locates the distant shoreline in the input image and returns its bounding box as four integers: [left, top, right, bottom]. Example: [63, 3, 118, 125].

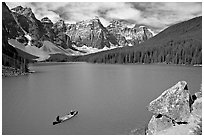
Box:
[29, 61, 202, 67]
[29, 61, 87, 66]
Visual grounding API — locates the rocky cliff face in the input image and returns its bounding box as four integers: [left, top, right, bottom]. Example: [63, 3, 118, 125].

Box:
[2, 2, 21, 56]
[41, 17, 55, 42]
[52, 19, 70, 49]
[41, 17, 71, 49]
[9, 5, 70, 50]
[11, 5, 44, 47]
[66, 17, 118, 49]
[65, 18, 154, 49]
[147, 81, 202, 135]
[106, 20, 127, 46]
[106, 20, 153, 46]
[2, 3, 24, 39]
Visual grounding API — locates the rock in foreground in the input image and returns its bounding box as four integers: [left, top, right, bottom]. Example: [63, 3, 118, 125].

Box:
[148, 81, 191, 122]
[147, 81, 202, 135]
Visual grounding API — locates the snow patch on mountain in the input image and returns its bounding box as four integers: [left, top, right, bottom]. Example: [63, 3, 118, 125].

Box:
[8, 38, 82, 61]
[8, 39, 50, 61]
[139, 25, 146, 28]
[24, 34, 32, 46]
[147, 28, 156, 36]
[26, 45, 50, 61]
[72, 45, 118, 54]
[128, 43, 133, 46]
[125, 36, 133, 40]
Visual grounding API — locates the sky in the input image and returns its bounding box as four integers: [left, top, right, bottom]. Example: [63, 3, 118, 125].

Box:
[6, 2, 202, 33]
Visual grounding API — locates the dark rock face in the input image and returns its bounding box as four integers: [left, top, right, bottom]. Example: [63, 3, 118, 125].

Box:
[148, 81, 191, 122]
[41, 18, 70, 49]
[106, 20, 153, 46]
[106, 20, 128, 46]
[11, 5, 44, 47]
[2, 2, 19, 56]
[53, 20, 69, 49]
[66, 17, 118, 49]
[2, 3, 24, 39]
[41, 17, 55, 42]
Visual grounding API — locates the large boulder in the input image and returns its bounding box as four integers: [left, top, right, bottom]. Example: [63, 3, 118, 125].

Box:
[147, 81, 202, 135]
[148, 81, 191, 122]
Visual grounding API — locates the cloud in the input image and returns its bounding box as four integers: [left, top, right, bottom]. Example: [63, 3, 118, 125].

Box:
[105, 4, 141, 20]
[6, 2, 202, 32]
[129, 2, 202, 30]
[6, 2, 62, 22]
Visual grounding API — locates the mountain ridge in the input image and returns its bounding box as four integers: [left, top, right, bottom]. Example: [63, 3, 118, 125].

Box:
[3, 3, 154, 56]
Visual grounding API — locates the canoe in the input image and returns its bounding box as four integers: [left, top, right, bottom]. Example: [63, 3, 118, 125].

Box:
[53, 111, 78, 125]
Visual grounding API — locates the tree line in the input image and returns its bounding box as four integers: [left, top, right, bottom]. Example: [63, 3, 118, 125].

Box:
[74, 38, 201, 65]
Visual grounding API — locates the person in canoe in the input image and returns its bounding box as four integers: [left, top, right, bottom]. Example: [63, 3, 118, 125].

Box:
[56, 116, 61, 122]
[70, 110, 75, 115]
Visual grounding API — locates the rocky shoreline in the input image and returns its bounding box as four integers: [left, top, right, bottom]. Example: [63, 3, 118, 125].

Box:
[2, 66, 29, 77]
[131, 81, 202, 135]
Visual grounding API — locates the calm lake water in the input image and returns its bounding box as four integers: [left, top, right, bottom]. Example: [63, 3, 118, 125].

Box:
[2, 63, 202, 135]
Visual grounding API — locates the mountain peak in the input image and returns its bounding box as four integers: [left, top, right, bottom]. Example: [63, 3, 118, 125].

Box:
[107, 20, 154, 45]
[11, 6, 24, 12]
[138, 25, 147, 29]
[11, 5, 35, 19]
[41, 17, 53, 24]
[53, 19, 66, 32]
[55, 19, 65, 25]
[78, 16, 102, 25]
[109, 20, 127, 28]
[93, 16, 99, 20]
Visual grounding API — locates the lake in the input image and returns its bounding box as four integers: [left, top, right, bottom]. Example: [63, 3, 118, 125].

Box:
[2, 63, 202, 135]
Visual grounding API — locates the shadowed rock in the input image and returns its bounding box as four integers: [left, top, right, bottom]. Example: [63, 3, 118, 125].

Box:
[148, 81, 191, 122]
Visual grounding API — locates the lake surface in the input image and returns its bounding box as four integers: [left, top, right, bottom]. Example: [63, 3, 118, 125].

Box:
[2, 63, 202, 135]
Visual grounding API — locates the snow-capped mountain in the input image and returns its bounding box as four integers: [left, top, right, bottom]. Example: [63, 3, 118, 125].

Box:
[107, 20, 154, 46]
[3, 3, 156, 61]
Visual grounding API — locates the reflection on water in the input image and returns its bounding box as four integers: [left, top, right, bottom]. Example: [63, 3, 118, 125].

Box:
[2, 63, 202, 135]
